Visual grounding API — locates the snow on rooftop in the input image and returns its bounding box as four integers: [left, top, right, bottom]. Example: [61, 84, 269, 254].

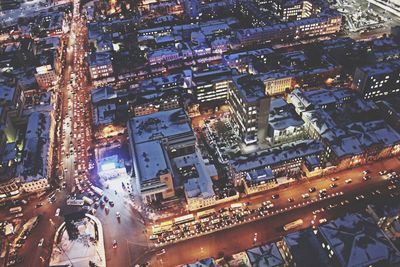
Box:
[246, 243, 284, 267]
[318, 213, 400, 267]
[18, 111, 51, 182]
[135, 140, 169, 182]
[231, 139, 324, 172]
[130, 108, 192, 144]
[177, 152, 215, 199]
[284, 228, 333, 267]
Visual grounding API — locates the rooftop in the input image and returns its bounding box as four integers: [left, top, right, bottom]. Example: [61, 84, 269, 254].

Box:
[284, 228, 333, 267]
[358, 59, 400, 76]
[318, 213, 400, 267]
[88, 52, 112, 67]
[246, 243, 284, 267]
[135, 140, 169, 182]
[232, 75, 267, 103]
[129, 108, 192, 144]
[231, 139, 324, 172]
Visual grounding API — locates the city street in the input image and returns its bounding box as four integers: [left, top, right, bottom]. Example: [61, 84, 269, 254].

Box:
[1, 0, 400, 266]
[142, 157, 400, 266]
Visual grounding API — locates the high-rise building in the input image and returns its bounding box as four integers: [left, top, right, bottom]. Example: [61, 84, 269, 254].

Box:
[228, 75, 271, 145]
[352, 59, 400, 100]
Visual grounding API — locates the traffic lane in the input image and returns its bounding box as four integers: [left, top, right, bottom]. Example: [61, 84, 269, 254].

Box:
[95, 189, 148, 267]
[12, 191, 68, 267]
[242, 158, 400, 210]
[144, 184, 400, 267]
[148, 162, 399, 249]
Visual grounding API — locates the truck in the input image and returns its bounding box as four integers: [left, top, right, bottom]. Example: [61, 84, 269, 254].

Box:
[9, 206, 22, 214]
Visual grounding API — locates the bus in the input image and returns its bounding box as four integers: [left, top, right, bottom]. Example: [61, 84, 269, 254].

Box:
[283, 219, 304, 231]
[230, 203, 243, 209]
[160, 220, 173, 232]
[66, 198, 84, 206]
[174, 214, 195, 225]
[91, 186, 103, 197]
[82, 196, 94, 205]
[152, 225, 163, 235]
[197, 209, 215, 219]
[9, 206, 22, 214]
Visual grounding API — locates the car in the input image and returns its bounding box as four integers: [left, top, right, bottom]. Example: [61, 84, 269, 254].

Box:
[388, 185, 397, 190]
[355, 194, 365, 200]
[272, 194, 279, 199]
[331, 177, 339, 182]
[302, 193, 310, 199]
[363, 175, 371, 181]
[35, 203, 43, 208]
[109, 201, 114, 207]
[6, 260, 16, 267]
[55, 208, 61, 217]
[345, 179, 352, 184]
[288, 198, 294, 202]
[319, 218, 327, 224]
[262, 201, 274, 209]
[112, 240, 118, 248]
[379, 170, 387, 175]
[330, 183, 337, 188]
[116, 212, 121, 218]
[308, 187, 316, 193]
[99, 200, 105, 208]
[38, 238, 44, 247]
[363, 170, 370, 175]
[103, 196, 109, 202]
[149, 235, 158, 240]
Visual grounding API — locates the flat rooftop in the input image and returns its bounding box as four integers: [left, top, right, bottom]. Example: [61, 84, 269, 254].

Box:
[135, 140, 169, 182]
[129, 108, 192, 144]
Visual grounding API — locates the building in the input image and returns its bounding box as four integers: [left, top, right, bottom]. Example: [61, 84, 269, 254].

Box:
[243, 168, 277, 195]
[229, 139, 325, 185]
[377, 97, 400, 133]
[268, 0, 323, 21]
[189, 65, 232, 107]
[177, 152, 216, 211]
[182, 258, 217, 267]
[246, 243, 286, 267]
[236, 11, 342, 47]
[289, 88, 400, 170]
[268, 98, 306, 145]
[262, 74, 294, 96]
[91, 86, 118, 126]
[352, 59, 400, 100]
[366, 202, 400, 243]
[222, 48, 274, 73]
[35, 63, 58, 89]
[239, 1, 271, 27]
[282, 228, 333, 267]
[317, 213, 400, 267]
[127, 108, 196, 203]
[228, 75, 271, 145]
[0, 82, 25, 123]
[17, 111, 54, 193]
[88, 52, 114, 81]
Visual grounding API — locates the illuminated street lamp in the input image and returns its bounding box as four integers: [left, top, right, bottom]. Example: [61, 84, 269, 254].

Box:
[253, 232, 257, 245]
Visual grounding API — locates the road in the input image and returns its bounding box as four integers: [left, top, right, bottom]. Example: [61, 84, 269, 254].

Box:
[141, 157, 400, 266]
